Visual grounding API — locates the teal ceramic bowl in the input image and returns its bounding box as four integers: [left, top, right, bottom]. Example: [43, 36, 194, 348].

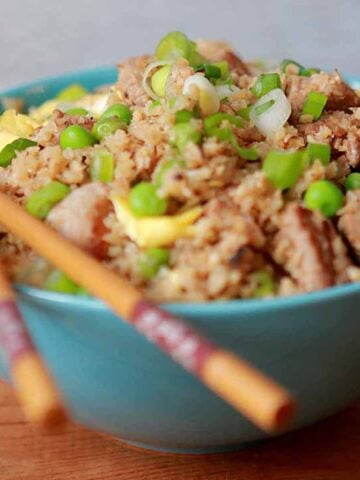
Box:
[1, 68, 360, 453]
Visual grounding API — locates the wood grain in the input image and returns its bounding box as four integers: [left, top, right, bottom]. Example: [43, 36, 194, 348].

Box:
[1, 380, 360, 480]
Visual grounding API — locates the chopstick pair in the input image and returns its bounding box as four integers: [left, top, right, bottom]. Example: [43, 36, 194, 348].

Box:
[0, 191, 296, 432]
[0, 263, 66, 427]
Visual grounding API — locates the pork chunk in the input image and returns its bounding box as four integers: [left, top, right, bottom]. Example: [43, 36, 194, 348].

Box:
[338, 190, 360, 258]
[273, 203, 350, 291]
[117, 55, 153, 106]
[47, 182, 111, 258]
[285, 71, 360, 120]
[196, 39, 250, 75]
[298, 111, 360, 168]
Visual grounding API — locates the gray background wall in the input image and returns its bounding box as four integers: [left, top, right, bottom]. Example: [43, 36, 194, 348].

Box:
[1, 0, 359, 89]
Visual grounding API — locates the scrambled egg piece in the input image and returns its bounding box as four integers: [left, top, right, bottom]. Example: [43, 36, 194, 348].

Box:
[30, 99, 59, 122]
[0, 109, 39, 149]
[0, 109, 38, 136]
[112, 194, 202, 248]
[0, 130, 18, 150]
[30, 93, 110, 123]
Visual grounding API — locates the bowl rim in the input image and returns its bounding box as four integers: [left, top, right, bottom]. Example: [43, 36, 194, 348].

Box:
[0, 64, 117, 98]
[2, 67, 360, 316]
[16, 282, 360, 316]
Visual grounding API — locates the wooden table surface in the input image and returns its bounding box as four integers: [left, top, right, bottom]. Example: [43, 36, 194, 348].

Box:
[1, 381, 360, 480]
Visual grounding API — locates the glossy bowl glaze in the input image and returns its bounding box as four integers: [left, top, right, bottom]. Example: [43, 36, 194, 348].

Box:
[1, 68, 360, 453]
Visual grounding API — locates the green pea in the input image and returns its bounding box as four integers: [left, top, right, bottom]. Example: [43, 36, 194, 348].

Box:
[129, 182, 168, 217]
[44, 269, 81, 294]
[57, 84, 87, 102]
[25, 181, 70, 219]
[345, 173, 360, 191]
[154, 159, 185, 186]
[175, 109, 197, 124]
[101, 104, 132, 125]
[139, 248, 170, 279]
[253, 271, 275, 298]
[171, 122, 202, 151]
[65, 107, 89, 116]
[60, 125, 97, 150]
[92, 116, 126, 141]
[304, 180, 344, 217]
[90, 149, 114, 183]
[0, 138, 37, 167]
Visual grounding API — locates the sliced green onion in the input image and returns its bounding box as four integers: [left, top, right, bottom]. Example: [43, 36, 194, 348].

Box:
[156, 31, 195, 62]
[65, 107, 89, 116]
[154, 159, 186, 186]
[251, 73, 281, 98]
[253, 270, 275, 298]
[151, 65, 171, 98]
[212, 61, 229, 80]
[280, 59, 305, 75]
[301, 67, 321, 77]
[263, 150, 306, 189]
[250, 88, 291, 137]
[139, 247, 170, 280]
[26, 181, 70, 219]
[203, 112, 243, 136]
[44, 269, 82, 294]
[302, 92, 328, 120]
[175, 109, 197, 124]
[148, 100, 161, 113]
[0, 138, 37, 167]
[305, 143, 331, 166]
[171, 122, 202, 151]
[57, 84, 87, 102]
[254, 99, 275, 116]
[237, 146, 259, 161]
[90, 150, 114, 183]
[182, 74, 220, 116]
[92, 116, 126, 141]
[194, 64, 221, 80]
[345, 173, 360, 191]
[280, 59, 320, 77]
[208, 127, 258, 160]
[187, 50, 206, 67]
[237, 107, 251, 121]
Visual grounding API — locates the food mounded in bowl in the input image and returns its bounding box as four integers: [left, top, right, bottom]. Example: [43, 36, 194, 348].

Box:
[1, 31, 360, 302]
[0, 31, 360, 452]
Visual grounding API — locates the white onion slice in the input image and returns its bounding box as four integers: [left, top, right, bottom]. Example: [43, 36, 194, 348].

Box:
[142, 61, 172, 100]
[215, 84, 240, 100]
[182, 74, 220, 116]
[250, 88, 291, 137]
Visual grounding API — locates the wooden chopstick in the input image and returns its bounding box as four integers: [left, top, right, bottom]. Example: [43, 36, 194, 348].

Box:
[0, 191, 295, 432]
[0, 262, 66, 427]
